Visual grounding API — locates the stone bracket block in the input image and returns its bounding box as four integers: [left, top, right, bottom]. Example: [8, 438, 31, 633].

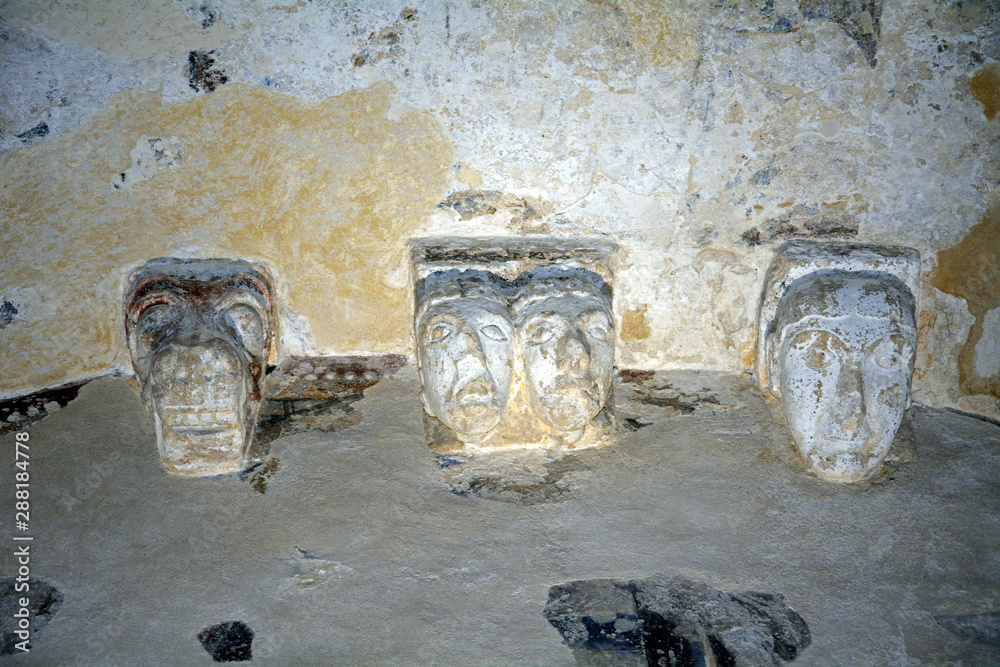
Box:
[125, 258, 275, 476]
[410, 236, 617, 453]
[756, 241, 919, 482]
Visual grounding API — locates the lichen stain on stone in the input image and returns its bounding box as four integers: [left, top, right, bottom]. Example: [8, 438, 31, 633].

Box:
[620, 306, 651, 342]
[0, 82, 452, 397]
[930, 204, 1000, 398]
[969, 65, 1000, 121]
[616, 0, 701, 69]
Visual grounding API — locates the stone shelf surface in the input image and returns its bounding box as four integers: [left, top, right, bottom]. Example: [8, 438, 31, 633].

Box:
[1, 369, 998, 664]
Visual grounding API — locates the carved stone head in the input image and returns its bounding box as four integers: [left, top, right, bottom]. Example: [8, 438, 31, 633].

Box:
[512, 269, 615, 444]
[415, 270, 514, 443]
[125, 259, 274, 476]
[765, 271, 916, 482]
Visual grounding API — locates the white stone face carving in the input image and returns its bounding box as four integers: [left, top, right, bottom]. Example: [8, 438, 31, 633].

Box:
[411, 238, 617, 452]
[125, 259, 274, 476]
[513, 271, 615, 444]
[758, 242, 919, 482]
[416, 271, 514, 442]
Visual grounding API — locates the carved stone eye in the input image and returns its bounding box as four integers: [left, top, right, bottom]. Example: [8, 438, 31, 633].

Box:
[588, 324, 610, 342]
[480, 324, 508, 342]
[875, 349, 903, 369]
[528, 325, 554, 345]
[428, 321, 453, 343]
[135, 303, 179, 354]
[804, 346, 834, 370]
[222, 304, 265, 355]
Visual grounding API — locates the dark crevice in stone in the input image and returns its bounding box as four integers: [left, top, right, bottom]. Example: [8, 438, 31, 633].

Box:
[0, 578, 63, 655]
[742, 213, 859, 246]
[239, 455, 281, 494]
[188, 50, 229, 93]
[443, 452, 591, 505]
[16, 122, 49, 144]
[936, 611, 1000, 649]
[622, 417, 652, 431]
[0, 299, 18, 327]
[801, 0, 882, 67]
[545, 577, 811, 666]
[0, 381, 88, 436]
[198, 620, 254, 662]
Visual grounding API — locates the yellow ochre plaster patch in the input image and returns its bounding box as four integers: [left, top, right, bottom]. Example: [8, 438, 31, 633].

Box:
[621, 306, 652, 342]
[617, 0, 701, 69]
[0, 82, 452, 398]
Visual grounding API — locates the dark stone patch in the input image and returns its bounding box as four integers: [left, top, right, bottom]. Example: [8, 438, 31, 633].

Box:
[750, 165, 779, 186]
[198, 621, 254, 662]
[638, 385, 720, 415]
[437, 189, 548, 222]
[0, 381, 87, 437]
[16, 122, 49, 144]
[188, 50, 229, 93]
[197, 4, 220, 28]
[742, 213, 859, 246]
[545, 580, 645, 663]
[545, 578, 811, 666]
[0, 299, 18, 327]
[439, 189, 505, 219]
[802, 0, 882, 67]
[416, 237, 610, 267]
[622, 418, 652, 432]
[400, 7, 418, 21]
[239, 455, 281, 494]
[936, 611, 1000, 649]
[0, 577, 63, 655]
[443, 452, 591, 505]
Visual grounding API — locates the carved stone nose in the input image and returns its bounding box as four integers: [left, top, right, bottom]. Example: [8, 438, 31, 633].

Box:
[832, 364, 866, 434]
[455, 327, 488, 364]
[557, 332, 591, 371]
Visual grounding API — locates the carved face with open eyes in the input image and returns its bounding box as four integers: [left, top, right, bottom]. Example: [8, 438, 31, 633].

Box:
[767, 273, 916, 482]
[416, 275, 514, 443]
[514, 275, 615, 444]
[126, 259, 273, 477]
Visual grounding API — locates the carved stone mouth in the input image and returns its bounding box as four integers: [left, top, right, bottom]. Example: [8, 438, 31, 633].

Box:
[450, 378, 496, 404]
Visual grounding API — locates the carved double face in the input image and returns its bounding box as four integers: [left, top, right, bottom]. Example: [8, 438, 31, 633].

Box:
[513, 275, 615, 444]
[416, 272, 514, 443]
[766, 273, 916, 482]
[415, 268, 615, 448]
[126, 259, 273, 476]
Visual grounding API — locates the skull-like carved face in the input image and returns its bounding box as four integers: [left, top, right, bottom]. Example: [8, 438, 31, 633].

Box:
[125, 259, 273, 476]
[513, 271, 615, 445]
[766, 272, 916, 482]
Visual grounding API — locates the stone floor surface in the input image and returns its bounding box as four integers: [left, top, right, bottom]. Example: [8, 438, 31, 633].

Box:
[1, 369, 999, 665]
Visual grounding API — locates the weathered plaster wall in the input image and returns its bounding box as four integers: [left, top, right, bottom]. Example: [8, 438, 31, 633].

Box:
[1, 0, 998, 419]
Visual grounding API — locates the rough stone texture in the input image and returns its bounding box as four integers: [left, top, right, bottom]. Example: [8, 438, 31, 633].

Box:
[0, 1, 998, 420]
[2, 371, 999, 663]
[544, 577, 811, 666]
[0, 578, 62, 655]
